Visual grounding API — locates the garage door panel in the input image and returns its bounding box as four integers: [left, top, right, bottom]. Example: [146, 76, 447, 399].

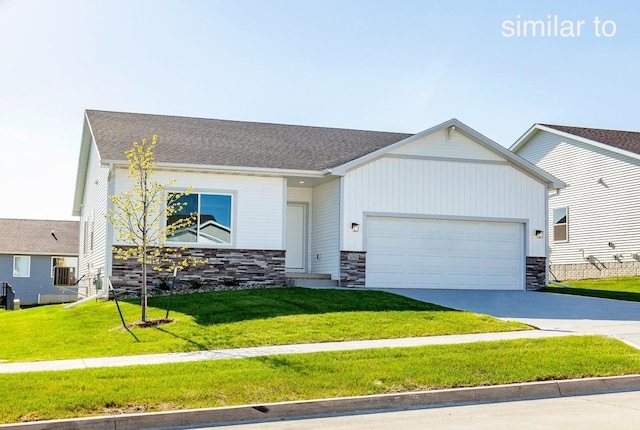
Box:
[485, 258, 520, 270]
[366, 217, 523, 290]
[368, 253, 404, 265]
[449, 258, 483, 272]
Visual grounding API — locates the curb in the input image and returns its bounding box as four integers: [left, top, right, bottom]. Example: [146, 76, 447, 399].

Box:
[3, 374, 640, 429]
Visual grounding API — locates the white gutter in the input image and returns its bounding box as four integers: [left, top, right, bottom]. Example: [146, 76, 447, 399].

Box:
[101, 160, 333, 178]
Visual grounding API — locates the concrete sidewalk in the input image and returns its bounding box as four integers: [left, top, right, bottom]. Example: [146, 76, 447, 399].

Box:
[0, 329, 576, 374]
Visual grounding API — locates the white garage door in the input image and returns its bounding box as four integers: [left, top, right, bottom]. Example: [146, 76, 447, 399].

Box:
[365, 217, 524, 290]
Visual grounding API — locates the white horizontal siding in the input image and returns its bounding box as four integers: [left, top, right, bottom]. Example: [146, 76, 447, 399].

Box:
[113, 170, 285, 250]
[311, 179, 340, 278]
[390, 129, 504, 161]
[77, 139, 110, 297]
[518, 131, 640, 265]
[342, 157, 546, 257]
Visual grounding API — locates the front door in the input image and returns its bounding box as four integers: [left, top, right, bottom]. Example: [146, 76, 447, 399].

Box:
[286, 203, 307, 272]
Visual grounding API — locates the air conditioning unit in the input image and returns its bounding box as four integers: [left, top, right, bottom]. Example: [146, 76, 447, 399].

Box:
[54, 266, 76, 286]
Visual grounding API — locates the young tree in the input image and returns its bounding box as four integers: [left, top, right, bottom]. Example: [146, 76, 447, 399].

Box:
[107, 135, 205, 322]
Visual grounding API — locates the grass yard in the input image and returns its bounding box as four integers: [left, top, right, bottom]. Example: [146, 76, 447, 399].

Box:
[545, 276, 640, 301]
[2, 335, 640, 424]
[0, 287, 529, 362]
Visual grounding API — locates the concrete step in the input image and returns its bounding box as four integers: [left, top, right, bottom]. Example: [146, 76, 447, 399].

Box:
[286, 274, 338, 288]
[285, 273, 332, 279]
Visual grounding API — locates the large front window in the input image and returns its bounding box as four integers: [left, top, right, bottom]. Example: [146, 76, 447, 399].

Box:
[167, 193, 233, 244]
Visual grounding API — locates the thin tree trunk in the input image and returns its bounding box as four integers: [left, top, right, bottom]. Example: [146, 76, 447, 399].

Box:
[141, 253, 148, 322]
[141, 171, 149, 322]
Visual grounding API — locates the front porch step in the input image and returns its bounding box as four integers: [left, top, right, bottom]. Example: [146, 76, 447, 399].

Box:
[285, 273, 338, 288]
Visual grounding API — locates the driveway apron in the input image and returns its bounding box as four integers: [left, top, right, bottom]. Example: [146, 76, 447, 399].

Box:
[381, 289, 640, 349]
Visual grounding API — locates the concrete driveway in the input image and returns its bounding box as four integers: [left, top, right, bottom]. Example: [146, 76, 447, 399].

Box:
[381, 289, 640, 349]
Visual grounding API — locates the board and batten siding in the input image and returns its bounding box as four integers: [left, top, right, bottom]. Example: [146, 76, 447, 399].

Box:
[77, 139, 110, 297]
[311, 179, 340, 278]
[517, 131, 640, 265]
[391, 129, 505, 161]
[342, 130, 547, 257]
[112, 170, 285, 250]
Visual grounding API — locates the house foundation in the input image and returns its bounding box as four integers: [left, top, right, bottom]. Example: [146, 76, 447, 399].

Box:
[526, 256, 547, 291]
[340, 251, 366, 287]
[550, 261, 640, 281]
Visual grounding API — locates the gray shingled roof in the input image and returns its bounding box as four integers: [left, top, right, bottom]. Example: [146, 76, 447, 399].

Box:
[0, 219, 79, 254]
[542, 124, 640, 155]
[86, 110, 414, 171]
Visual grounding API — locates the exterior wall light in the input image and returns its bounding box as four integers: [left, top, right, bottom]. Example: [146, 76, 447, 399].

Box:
[535, 230, 544, 239]
[351, 223, 360, 232]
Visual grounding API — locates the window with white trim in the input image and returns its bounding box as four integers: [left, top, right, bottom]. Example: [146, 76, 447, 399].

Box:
[553, 207, 568, 242]
[13, 256, 31, 277]
[167, 193, 233, 244]
[51, 256, 78, 277]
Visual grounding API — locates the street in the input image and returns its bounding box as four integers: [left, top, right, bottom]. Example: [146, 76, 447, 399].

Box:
[205, 391, 640, 430]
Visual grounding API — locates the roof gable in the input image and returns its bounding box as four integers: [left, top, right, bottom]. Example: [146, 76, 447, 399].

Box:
[388, 128, 504, 161]
[512, 124, 640, 162]
[0, 219, 79, 255]
[85, 110, 413, 171]
[541, 124, 640, 155]
[331, 118, 565, 189]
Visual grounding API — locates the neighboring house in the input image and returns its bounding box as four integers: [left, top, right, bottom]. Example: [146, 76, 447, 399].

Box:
[72, 110, 563, 296]
[0, 219, 79, 305]
[511, 124, 640, 281]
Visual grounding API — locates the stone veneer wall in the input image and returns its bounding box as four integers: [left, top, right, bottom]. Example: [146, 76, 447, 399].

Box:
[340, 251, 366, 287]
[525, 256, 547, 291]
[550, 261, 640, 281]
[339, 252, 546, 290]
[111, 247, 286, 291]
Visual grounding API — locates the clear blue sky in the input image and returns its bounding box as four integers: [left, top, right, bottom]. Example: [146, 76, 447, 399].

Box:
[1, 0, 638, 220]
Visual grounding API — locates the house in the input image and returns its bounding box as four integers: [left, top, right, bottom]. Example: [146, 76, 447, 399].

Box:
[72, 110, 563, 296]
[0, 219, 79, 305]
[511, 124, 640, 281]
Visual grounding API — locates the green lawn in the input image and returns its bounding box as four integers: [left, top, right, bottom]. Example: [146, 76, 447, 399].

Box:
[545, 276, 640, 301]
[2, 336, 639, 424]
[0, 287, 529, 362]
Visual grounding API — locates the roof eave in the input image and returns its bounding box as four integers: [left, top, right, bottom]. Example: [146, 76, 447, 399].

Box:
[455, 123, 565, 190]
[102, 159, 333, 178]
[71, 113, 94, 216]
[0, 251, 79, 256]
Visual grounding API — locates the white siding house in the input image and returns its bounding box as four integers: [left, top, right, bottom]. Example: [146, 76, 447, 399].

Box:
[512, 124, 640, 280]
[72, 110, 561, 296]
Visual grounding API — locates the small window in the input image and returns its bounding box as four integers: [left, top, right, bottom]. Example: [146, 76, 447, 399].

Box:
[52, 257, 78, 277]
[13, 256, 31, 278]
[167, 192, 233, 244]
[553, 207, 568, 242]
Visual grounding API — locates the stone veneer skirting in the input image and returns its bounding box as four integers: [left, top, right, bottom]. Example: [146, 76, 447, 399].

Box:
[340, 251, 366, 288]
[110, 247, 286, 291]
[525, 256, 547, 291]
[339, 252, 547, 290]
[550, 261, 640, 281]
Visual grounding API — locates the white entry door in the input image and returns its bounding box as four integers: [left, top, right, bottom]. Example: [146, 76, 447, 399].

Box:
[286, 204, 307, 272]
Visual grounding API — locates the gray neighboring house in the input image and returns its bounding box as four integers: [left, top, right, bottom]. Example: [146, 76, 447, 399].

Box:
[73, 110, 562, 296]
[0, 219, 79, 305]
[512, 124, 640, 280]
